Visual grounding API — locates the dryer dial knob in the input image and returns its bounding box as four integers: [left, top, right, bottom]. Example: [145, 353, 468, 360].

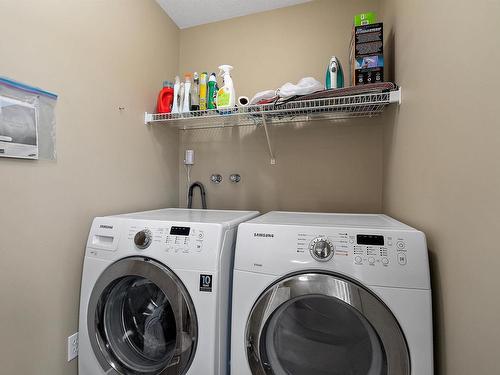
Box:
[134, 229, 152, 250]
[310, 238, 334, 261]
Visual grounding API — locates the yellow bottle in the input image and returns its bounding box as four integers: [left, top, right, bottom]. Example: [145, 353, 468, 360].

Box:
[199, 72, 208, 110]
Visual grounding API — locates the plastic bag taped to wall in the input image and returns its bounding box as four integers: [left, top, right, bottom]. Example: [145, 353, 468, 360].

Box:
[0, 77, 57, 160]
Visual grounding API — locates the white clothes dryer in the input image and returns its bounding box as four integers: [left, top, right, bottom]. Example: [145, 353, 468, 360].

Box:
[78, 208, 258, 375]
[231, 211, 433, 375]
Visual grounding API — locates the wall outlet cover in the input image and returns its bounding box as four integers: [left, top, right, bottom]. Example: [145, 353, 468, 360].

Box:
[67, 332, 79, 362]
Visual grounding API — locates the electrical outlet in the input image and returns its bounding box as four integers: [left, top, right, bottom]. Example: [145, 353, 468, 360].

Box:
[67, 332, 79, 362]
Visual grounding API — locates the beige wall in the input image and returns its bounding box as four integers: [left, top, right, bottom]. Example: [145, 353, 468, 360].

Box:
[178, 0, 384, 213]
[0, 1, 179, 374]
[2, 1, 497, 374]
[380, 1, 500, 374]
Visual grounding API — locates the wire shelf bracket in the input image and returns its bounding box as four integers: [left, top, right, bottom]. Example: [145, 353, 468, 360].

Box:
[261, 113, 276, 165]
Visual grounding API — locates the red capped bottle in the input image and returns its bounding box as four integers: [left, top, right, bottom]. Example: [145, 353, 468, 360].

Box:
[157, 81, 174, 113]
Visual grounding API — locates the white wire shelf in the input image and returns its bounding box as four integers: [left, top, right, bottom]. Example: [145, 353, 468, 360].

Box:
[144, 88, 401, 130]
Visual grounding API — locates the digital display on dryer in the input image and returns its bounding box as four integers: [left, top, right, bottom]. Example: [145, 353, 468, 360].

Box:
[170, 226, 191, 236]
[357, 234, 384, 246]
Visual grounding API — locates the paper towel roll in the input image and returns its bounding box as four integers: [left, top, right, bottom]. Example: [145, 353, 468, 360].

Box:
[237, 96, 249, 107]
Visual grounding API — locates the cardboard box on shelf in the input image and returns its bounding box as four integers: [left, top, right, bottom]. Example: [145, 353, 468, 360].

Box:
[350, 22, 384, 85]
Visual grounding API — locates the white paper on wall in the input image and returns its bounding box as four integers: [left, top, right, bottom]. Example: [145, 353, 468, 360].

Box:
[0, 95, 38, 159]
[0, 77, 58, 161]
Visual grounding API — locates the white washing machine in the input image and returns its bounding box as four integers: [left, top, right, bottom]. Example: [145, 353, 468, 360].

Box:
[78, 208, 259, 375]
[231, 211, 433, 375]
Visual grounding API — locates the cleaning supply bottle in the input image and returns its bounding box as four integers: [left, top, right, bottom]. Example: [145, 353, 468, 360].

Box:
[199, 72, 208, 110]
[190, 72, 200, 111]
[179, 82, 185, 113]
[171, 76, 181, 114]
[325, 56, 344, 89]
[182, 73, 192, 113]
[207, 73, 218, 110]
[156, 81, 174, 113]
[216, 65, 236, 109]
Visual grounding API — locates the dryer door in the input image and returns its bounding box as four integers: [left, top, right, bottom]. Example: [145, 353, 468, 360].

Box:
[87, 257, 197, 375]
[246, 273, 410, 375]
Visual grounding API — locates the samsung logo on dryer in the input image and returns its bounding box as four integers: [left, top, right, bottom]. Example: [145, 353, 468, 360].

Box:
[99, 225, 113, 229]
[254, 233, 274, 238]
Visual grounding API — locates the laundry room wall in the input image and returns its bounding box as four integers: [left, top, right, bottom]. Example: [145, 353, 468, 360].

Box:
[0, 1, 179, 374]
[177, 0, 385, 213]
[379, 1, 500, 374]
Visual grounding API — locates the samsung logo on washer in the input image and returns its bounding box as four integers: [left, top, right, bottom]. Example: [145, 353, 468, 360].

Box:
[254, 233, 274, 238]
[99, 225, 113, 229]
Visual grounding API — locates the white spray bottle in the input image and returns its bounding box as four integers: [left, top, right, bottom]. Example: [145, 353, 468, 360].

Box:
[171, 76, 181, 114]
[182, 73, 192, 113]
[216, 65, 236, 109]
[179, 82, 185, 113]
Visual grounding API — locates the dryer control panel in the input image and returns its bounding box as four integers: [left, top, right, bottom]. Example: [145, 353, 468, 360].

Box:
[351, 234, 407, 267]
[235, 217, 430, 290]
[298, 231, 408, 268]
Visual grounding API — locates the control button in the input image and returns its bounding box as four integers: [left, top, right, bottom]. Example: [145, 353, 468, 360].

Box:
[134, 229, 152, 250]
[398, 252, 407, 265]
[198, 231, 205, 239]
[354, 256, 363, 264]
[388, 241, 393, 246]
[396, 241, 405, 250]
[309, 237, 334, 262]
[368, 257, 375, 265]
[349, 238, 355, 244]
[382, 257, 389, 265]
[195, 241, 203, 252]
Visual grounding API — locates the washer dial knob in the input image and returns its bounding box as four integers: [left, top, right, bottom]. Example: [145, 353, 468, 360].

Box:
[134, 229, 152, 250]
[309, 237, 334, 261]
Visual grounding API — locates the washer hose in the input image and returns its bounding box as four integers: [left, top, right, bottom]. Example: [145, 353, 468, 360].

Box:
[187, 182, 207, 209]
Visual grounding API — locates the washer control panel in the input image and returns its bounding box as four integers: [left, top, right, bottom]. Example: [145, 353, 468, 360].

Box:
[128, 225, 205, 254]
[297, 231, 408, 267]
[165, 226, 205, 254]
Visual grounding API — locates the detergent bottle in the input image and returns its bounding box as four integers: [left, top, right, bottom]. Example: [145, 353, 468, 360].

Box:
[182, 73, 192, 113]
[178, 82, 185, 113]
[190, 72, 200, 111]
[171, 76, 181, 114]
[199, 72, 208, 110]
[156, 81, 174, 113]
[216, 65, 236, 109]
[207, 73, 218, 110]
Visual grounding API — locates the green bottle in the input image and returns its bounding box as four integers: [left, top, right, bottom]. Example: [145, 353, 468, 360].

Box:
[207, 73, 218, 109]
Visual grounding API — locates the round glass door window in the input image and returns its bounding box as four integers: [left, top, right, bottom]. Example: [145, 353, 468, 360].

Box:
[261, 295, 386, 375]
[247, 273, 409, 375]
[96, 276, 177, 373]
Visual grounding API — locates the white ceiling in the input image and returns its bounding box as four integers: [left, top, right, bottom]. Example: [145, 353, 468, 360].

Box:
[156, 0, 312, 29]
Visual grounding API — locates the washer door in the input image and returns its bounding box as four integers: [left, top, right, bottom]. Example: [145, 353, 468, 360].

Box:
[246, 273, 410, 375]
[87, 257, 197, 375]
